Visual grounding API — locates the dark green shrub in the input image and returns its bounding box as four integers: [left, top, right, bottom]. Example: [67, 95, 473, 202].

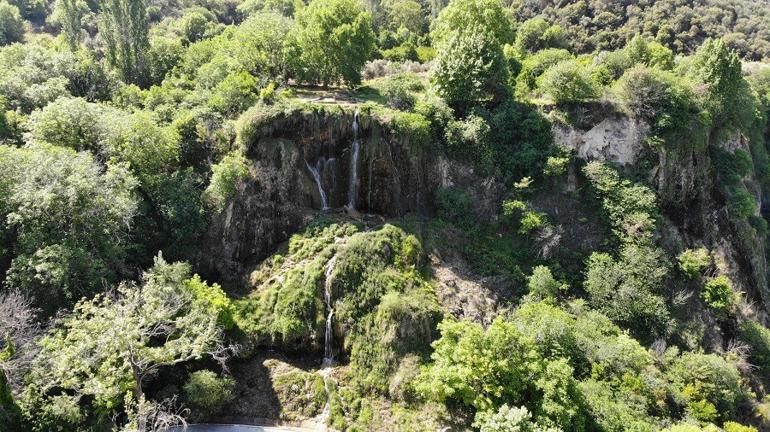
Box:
[434, 187, 475, 229]
[183, 370, 235, 421]
[727, 187, 757, 219]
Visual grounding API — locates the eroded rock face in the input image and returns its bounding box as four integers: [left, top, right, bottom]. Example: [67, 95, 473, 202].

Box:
[555, 110, 768, 315]
[201, 107, 505, 287]
[553, 115, 649, 166]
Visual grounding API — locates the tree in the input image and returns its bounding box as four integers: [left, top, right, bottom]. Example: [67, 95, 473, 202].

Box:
[537, 60, 599, 104]
[514, 18, 567, 54]
[0, 290, 40, 392]
[20, 255, 234, 431]
[26, 97, 106, 151]
[52, 0, 88, 50]
[689, 38, 751, 128]
[584, 245, 671, 342]
[430, 26, 509, 110]
[288, 0, 374, 87]
[430, 0, 513, 47]
[0, 1, 25, 46]
[99, 0, 150, 85]
[526, 266, 567, 301]
[0, 144, 138, 315]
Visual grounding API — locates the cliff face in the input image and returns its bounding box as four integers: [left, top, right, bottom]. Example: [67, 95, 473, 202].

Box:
[554, 114, 769, 318]
[201, 105, 505, 286]
[201, 101, 768, 319]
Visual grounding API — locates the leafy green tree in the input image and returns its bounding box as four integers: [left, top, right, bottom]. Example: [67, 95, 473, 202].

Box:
[625, 36, 674, 70]
[0, 144, 138, 315]
[537, 60, 599, 104]
[26, 97, 106, 151]
[430, 0, 513, 47]
[101, 110, 181, 176]
[416, 318, 587, 429]
[20, 255, 231, 431]
[382, 0, 423, 36]
[526, 266, 567, 301]
[515, 48, 573, 96]
[689, 38, 751, 128]
[514, 18, 567, 54]
[430, 26, 508, 110]
[99, 0, 150, 85]
[615, 65, 698, 137]
[665, 352, 747, 423]
[584, 245, 671, 342]
[208, 71, 259, 115]
[177, 9, 216, 44]
[52, 0, 88, 49]
[474, 405, 550, 432]
[234, 12, 294, 78]
[237, 0, 300, 17]
[288, 0, 374, 87]
[0, 1, 25, 46]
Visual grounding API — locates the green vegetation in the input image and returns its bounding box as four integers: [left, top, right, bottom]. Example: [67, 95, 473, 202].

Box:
[0, 0, 769, 430]
[184, 370, 235, 421]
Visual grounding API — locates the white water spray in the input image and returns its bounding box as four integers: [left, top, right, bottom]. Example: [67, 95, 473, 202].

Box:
[348, 110, 360, 210]
[305, 159, 329, 210]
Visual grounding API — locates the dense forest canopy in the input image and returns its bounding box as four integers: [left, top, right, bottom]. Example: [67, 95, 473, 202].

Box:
[1, 0, 770, 430]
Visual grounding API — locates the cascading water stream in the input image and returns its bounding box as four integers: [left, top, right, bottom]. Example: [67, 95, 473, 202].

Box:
[322, 256, 336, 365]
[348, 110, 360, 210]
[317, 256, 337, 431]
[305, 159, 329, 210]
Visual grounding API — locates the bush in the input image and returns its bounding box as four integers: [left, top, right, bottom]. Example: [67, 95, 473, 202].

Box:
[514, 18, 567, 54]
[677, 248, 710, 278]
[381, 73, 423, 110]
[727, 187, 757, 218]
[615, 66, 697, 135]
[740, 321, 770, 385]
[26, 97, 106, 152]
[444, 114, 492, 167]
[526, 266, 567, 300]
[473, 405, 543, 432]
[0, 1, 24, 46]
[584, 245, 671, 342]
[701, 275, 735, 310]
[537, 60, 599, 104]
[515, 48, 573, 96]
[435, 187, 475, 229]
[209, 72, 260, 116]
[204, 151, 250, 211]
[183, 370, 235, 421]
[666, 352, 746, 423]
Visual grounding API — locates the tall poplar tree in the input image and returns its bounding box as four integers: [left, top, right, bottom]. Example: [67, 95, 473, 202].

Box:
[100, 0, 150, 85]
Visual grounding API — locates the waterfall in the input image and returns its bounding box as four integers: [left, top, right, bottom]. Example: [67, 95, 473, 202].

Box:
[318, 256, 337, 430]
[348, 110, 360, 210]
[322, 256, 336, 366]
[305, 159, 329, 210]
